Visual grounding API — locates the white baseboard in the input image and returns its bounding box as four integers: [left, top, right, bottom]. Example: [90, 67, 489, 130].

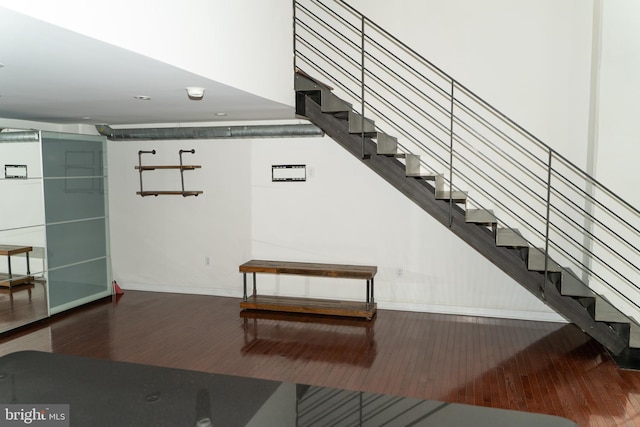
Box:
[120, 282, 240, 298]
[379, 300, 567, 323]
[121, 282, 567, 323]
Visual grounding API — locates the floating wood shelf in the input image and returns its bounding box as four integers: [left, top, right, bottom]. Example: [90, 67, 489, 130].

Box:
[136, 149, 203, 197]
[135, 165, 201, 171]
[136, 190, 203, 197]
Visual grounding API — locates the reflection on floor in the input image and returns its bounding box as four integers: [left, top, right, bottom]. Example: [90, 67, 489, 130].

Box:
[0, 351, 578, 426]
[0, 291, 639, 426]
[0, 279, 47, 333]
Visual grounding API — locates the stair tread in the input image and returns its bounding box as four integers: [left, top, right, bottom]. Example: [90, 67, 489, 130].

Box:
[321, 91, 352, 113]
[465, 209, 496, 224]
[496, 228, 528, 247]
[406, 171, 437, 178]
[595, 296, 629, 323]
[294, 69, 333, 91]
[376, 133, 399, 156]
[348, 111, 376, 134]
[559, 270, 595, 298]
[527, 248, 562, 272]
[435, 191, 467, 202]
[630, 322, 640, 347]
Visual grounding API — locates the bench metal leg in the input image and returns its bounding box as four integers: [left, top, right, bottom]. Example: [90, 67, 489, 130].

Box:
[366, 279, 370, 307]
[371, 277, 374, 304]
[243, 273, 247, 302]
[253, 272, 257, 296]
[365, 278, 375, 310]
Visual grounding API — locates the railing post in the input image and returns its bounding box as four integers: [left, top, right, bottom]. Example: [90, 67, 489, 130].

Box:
[542, 150, 553, 300]
[360, 15, 367, 159]
[448, 81, 455, 227]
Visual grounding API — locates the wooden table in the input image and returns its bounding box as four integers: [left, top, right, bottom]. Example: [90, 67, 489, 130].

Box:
[239, 260, 377, 319]
[0, 244, 34, 287]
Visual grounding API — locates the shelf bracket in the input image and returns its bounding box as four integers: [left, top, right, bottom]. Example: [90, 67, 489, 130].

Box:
[179, 149, 195, 197]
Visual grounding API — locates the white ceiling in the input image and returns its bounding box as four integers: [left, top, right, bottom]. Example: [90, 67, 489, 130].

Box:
[0, 7, 295, 126]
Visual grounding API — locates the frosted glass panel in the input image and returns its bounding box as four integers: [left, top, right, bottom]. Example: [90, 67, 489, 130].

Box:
[43, 178, 105, 223]
[45, 219, 107, 269]
[48, 258, 108, 309]
[41, 137, 104, 178]
[41, 132, 110, 313]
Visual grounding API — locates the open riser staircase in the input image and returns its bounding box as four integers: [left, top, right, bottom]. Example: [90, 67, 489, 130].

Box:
[293, 0, 640, 359]
[296, 73, 640, 353]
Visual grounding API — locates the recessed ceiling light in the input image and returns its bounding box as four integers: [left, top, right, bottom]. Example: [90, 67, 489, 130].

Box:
[185, 87, 205, 100]
[134, 95, 151, 101]
[214, 112, 227, 117]
[82, 116, 92, 120]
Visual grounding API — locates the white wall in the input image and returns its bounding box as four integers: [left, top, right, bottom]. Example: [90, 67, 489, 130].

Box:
[105, 131, 561, 321]
[250, 135, 563, 321]
[597, 1, 640, 207]
[347, 0, 594, 171]
[107, 137, 252, 296]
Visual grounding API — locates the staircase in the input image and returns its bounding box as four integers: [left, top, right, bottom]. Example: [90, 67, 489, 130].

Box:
[293, 0, 640, 358]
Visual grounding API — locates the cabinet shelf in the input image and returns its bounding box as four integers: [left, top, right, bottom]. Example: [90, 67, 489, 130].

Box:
[136, 149, 203, 197]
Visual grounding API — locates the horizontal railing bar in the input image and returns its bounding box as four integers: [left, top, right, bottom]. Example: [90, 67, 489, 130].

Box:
[549, 187, 640, 260]
[452, 144, 549, 222]
[547, 232, 640, 309]
[297, 0, 361, 38]
[549, 171, 640, 252]
[550, 160, 640, 237]
[362, 97, 450, 171]
[364, 52, 451, 121]
[548, 203, 640, 280]
[364, 70, 451, 138]
[363, 33, 452, 100]
[452, 114, 549, 192]
[453, 96, 549, 171]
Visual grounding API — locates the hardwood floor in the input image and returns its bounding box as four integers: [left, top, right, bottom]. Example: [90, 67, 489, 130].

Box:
[0, 280, 48, 333]
[0, 290, 639, 426]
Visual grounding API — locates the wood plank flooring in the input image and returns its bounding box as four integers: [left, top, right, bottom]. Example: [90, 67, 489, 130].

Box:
[1, 291, 640, 426]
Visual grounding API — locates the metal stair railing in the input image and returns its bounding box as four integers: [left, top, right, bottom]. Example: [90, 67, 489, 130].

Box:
[293, 0, 640, 328]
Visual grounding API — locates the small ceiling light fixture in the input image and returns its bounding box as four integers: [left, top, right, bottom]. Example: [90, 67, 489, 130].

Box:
[186, 87, 205, 100]
[134, 95, 151, 101]
[214, 112, 227, 117]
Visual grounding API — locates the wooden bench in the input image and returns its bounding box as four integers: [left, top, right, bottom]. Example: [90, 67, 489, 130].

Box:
[0, 244, 34, 287]
[239, 260, 377, 319]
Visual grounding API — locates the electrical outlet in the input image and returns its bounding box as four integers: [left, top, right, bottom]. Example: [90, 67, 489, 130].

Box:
[205, 256, 211, 267]
[396, 268, 403, 278]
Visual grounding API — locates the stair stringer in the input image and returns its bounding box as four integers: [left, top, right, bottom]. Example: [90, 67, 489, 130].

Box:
[302, 94, 628, 355]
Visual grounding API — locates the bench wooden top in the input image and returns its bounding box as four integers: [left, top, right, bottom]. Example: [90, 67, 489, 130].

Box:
[0, 245, 33, 256]
[239, 260, 376, 279]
